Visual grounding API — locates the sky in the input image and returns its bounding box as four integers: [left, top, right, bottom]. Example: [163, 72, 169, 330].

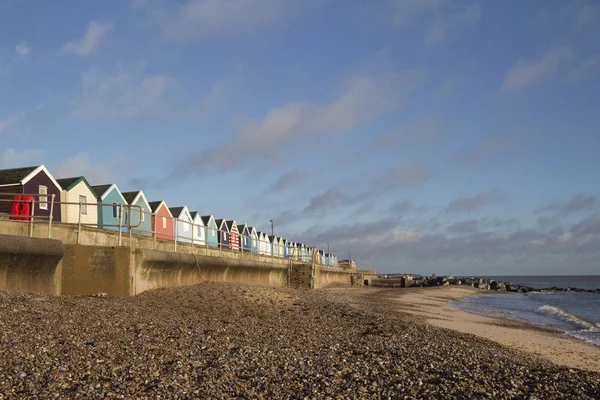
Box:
[1, 0, 599, 276]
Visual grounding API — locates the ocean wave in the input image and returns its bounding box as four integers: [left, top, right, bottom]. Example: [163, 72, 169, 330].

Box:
[537, 305, 600, 332]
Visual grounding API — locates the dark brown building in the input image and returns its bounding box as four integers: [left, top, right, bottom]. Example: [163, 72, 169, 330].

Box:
[0, 165, 62, 222]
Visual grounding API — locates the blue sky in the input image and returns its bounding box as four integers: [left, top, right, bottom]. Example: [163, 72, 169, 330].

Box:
[1, 0, 600, 275]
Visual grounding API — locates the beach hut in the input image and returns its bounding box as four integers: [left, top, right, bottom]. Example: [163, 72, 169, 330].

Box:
[257, 231, 270, 255]
[122, 191, 152, 237]
[215, 219, 230, 249]
[282, 238, 289, 258]
[56, 176, 97, 226]
[169, 206, 193, 243]
[270, 236, 284, 258]
[201, 215, 219, 248]
[248, 226, 258, 254]
[92, 184, 128, 232]
[318, 250, 325, 265]
[225, 220, 240, 251]
[0, 165, 62, 223]
[149, 200, 174, 241]
[238, 224, 251, 252]
[190, 212, 206, 246]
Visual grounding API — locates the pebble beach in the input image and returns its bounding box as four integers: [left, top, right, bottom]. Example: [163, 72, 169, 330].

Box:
[0, 283, 598, 399]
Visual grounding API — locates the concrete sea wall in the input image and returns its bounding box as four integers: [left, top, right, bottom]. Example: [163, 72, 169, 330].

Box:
[0, 220, 366, 295]
[0, 234, 63, 295]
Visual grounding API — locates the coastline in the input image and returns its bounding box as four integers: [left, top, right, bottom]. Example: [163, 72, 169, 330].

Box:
[392, 286, 600, 372]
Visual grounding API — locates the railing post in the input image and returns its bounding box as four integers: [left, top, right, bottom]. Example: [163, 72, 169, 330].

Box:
[129, 206, 133, 248]
[118, 205, 123, 246]
[77, 200, 82, 244]
[152, 213, 156, 250]
[28, 199, 35, 237]
[48, 194, 55, 238]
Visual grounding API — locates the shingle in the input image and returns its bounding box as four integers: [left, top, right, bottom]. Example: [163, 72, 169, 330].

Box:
[90, 184, 113, 198]
[0, 166, 38, 186]
[56, 177, 82, 190]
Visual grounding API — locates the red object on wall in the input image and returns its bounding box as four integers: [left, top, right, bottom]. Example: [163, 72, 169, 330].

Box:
[9, 195, 23, 220]
[20, 195, 34, 221]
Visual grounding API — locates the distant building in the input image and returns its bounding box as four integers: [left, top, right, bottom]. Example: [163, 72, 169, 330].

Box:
[215, 219, 230, 249]
[190, 211, 206, 246]
[0, 165, 62, 223]
[201, 215, 219, 248]
[148, 200, 174, 241]
[56, 176, 97, 226]
[122, 190, 152, 237]
[169, 206, 193, 243]
[92, 184, 128, 232]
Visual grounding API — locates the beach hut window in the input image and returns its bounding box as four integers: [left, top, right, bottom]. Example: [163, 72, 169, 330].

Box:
[39, 185, 48, 209]
[79, 195, 87, 215]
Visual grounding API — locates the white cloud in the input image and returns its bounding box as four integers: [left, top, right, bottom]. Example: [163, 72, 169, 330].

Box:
[390, 0, 441, 26]
[390, 0, 481, 44]
[137, 0, 292, 41]
[0, 111, 25, 133]
[557, 231, 574, 243]
[189, 70, 425, 171]
[70, 65, 175, 119]
[0, 148, 44, 168]
[567, 55, 600, 83]
[425, 4, 481, 44]
[53, 152, 111, 185]
[61, 21, 112, 56]
[502, 46, 572, 92]
[14, 41, 30, 59]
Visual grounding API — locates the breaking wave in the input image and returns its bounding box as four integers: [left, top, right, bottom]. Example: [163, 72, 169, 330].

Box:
[537, 305, 600, 332]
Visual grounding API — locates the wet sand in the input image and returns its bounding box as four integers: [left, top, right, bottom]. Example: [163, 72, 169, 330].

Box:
[393, 286, 600, 372]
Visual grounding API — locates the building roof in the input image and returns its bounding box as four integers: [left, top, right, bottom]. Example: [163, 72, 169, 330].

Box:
[121, 191, 140, 204]
[225, 220, 236, 230]
[201, 215, 214, 225]
[0, 166, 38, 185]
[56, 177, 81, 190]
[148, 201, 162, 212]
[189, 211, 197, 219]
[169, 207, 184, 218]
[90, 184, 112, 198]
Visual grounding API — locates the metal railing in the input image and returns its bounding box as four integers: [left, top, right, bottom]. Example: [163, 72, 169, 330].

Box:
[0, 194, 339, 266]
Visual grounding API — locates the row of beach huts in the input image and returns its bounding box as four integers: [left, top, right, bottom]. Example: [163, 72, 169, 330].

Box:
[0, 165, 339, 265]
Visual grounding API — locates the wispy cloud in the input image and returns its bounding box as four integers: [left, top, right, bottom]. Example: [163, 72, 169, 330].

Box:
[271, 171, 307, 192]
[61, 20, 112, 56]
[69, 65, 176, 119]
[567, 55, 600, 83]
[448, 190, 502, 213]
[425, 4, 481, 44]
[135, 0, 315, 42]
[0, 111, 26, 134]
[14, 41, 30, 59]
[501, 46, 572, 92]
[453, 134, 519, 164]
[371, 117, 439, 150]
[53, 152, 129, 185]
[376, 160, 434, 190]
[179, 69, 425, 174]
[447, 220, 478, 234]
[390, 0, 481, 44]
[0, 148, 43, 168]
[539, 194, 597, 215]
[434, 78, 455, 99]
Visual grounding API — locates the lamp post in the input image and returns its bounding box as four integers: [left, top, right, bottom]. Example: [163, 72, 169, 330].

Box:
[270, 219, 275, 236]
[327, 242, 330, 254]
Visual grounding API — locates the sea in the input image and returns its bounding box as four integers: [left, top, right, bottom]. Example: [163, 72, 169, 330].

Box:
[451, 276, 600, 347]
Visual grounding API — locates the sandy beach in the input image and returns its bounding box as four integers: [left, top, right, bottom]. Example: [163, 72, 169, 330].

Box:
[0, 283, 598, 399]
[392, 286, 600, 372]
